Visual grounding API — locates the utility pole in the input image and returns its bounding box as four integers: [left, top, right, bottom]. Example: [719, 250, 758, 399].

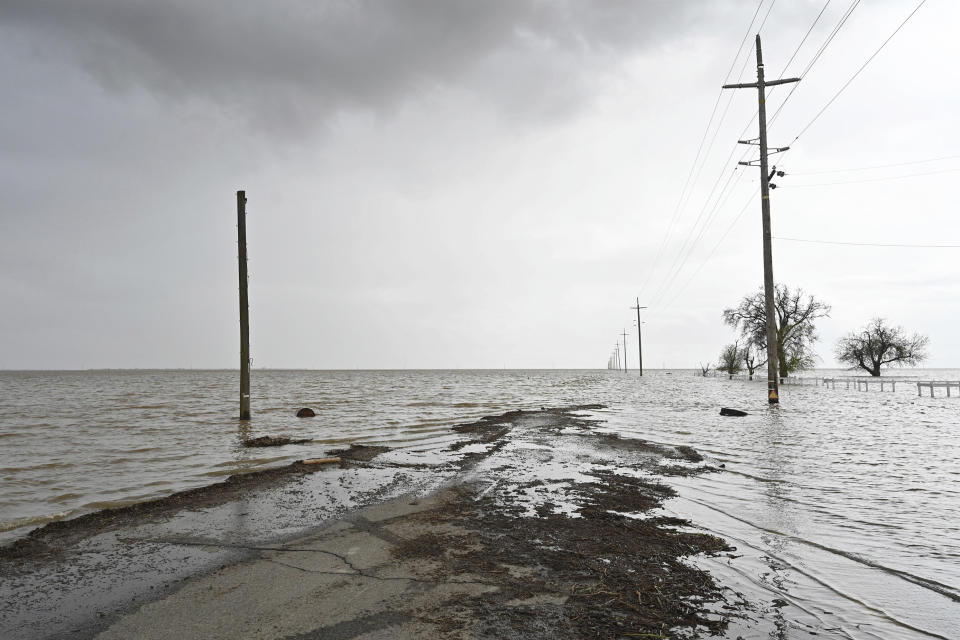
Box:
[620, 329, 629, 372]
[237, 190, 251, 420]
[723, 35, 798, 405]
[614, 342, 621, 372]
[630, 299, 647, 376]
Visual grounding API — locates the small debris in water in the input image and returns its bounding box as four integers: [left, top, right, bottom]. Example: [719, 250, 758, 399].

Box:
[719, 407, 748, 417]
[296, 408, 316, 417]
[243, 435, 311, 448]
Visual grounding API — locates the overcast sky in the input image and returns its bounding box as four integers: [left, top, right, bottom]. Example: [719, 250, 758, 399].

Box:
[2, 0, 958, 370]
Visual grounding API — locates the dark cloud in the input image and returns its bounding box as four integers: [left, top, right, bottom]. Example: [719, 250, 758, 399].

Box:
[1, 0, 706, 132]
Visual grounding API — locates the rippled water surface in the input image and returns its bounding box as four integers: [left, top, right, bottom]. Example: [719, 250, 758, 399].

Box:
[1, 368, 958, 638]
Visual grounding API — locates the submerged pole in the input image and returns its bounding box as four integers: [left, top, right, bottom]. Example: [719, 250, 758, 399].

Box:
[238, 190, 251, 420]
[723, 35, 798, 405]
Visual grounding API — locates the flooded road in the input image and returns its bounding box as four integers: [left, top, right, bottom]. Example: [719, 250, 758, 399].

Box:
[1, 369, 958, 637]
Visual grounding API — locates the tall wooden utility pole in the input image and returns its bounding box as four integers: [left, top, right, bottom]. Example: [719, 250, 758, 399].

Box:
[237, 190, 251, 420]
[630, 299, 646, 376]
[614, 342, 621, 372]
[723, 35, 798, 405]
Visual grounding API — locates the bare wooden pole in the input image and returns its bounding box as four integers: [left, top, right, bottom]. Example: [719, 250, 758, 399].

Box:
[237, 190, 251, 420]
[631, 299, 646, 376]
[723, 35, 798, 405]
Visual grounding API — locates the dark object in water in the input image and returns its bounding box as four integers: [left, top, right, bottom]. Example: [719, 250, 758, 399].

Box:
[244, 435, 311, 448]
[719, 408, 748, 417]
[296, 408, 316, 418]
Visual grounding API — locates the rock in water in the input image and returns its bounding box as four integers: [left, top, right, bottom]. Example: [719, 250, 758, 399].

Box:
[719, 407, 748, 417]
[296, 408, 316, 418]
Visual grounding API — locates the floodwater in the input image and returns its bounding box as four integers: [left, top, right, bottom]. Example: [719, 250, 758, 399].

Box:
[1, 368, 958, 638]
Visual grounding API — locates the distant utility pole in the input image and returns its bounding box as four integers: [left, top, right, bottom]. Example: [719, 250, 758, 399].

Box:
[723, 35, 798, 406]
[237, 190, 251, 420]
[630, 299, 647, 376]
[614, 342, 621, 372]
[621, 329, 629, 372]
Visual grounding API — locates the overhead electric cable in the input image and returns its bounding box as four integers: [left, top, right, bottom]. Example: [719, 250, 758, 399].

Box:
[783, 166, 960, 187]
[637, 0, 766, 301]
[792, 0, 928, 142]
[662, 188, 759, 310]
[649, 166, 749, 308]
[774, 237, 960, 248]
[778, 0, 832, 76]
[789, 154, 960, 175]
[769, 0, 862, 127]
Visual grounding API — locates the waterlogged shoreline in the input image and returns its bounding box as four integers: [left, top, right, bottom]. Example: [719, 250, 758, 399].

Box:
[1, 406, 746, 640]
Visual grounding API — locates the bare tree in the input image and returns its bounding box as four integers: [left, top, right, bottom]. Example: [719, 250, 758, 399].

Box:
[723, 284, 830, 378]
[835, 318, 929, 376]
[698, 362, 712, 377]
[742, 343, 763, 380]
[717, 343, 743, 378]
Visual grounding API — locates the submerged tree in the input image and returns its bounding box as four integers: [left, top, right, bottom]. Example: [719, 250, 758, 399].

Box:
[835, 318, 929, 376]
[742, 343, 762, 380]
[698, 362, 712, 377]
[722, 285, 831, 378]
[717, 343, 743, 378]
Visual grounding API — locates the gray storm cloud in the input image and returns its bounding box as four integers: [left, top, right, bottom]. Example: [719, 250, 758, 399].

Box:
[1, 0, 707, 131]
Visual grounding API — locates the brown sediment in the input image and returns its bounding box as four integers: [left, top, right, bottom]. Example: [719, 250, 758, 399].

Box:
[325, 444, 391, 462]
[242, 435, 312, 447]
[383, 405, 737, 638]
[389, 472, 732, 638]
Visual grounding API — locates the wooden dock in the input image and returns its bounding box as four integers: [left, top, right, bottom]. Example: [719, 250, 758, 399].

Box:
[916, 381, 960, 397]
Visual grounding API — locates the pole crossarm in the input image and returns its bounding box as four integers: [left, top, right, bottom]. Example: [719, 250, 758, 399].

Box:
[766, 77, 801, 87]
[723, 77, 799, 90]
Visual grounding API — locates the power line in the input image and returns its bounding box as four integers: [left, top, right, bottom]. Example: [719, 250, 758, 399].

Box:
[768, 0, 861, 128]
[647, 1, 842, 310]
[649, 167, 749, 308]
[778, 0, 832, 76]
[789, 154, 960, 175]
[792, 0, 928, 142]
[774, 236, 960, 248]
[662, 188, 759, 310]
[638, 0, 765, 301]
[782, 166, 960, 187]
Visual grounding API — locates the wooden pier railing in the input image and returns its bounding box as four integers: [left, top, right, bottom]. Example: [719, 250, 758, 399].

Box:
[821, 376, 917, 391]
